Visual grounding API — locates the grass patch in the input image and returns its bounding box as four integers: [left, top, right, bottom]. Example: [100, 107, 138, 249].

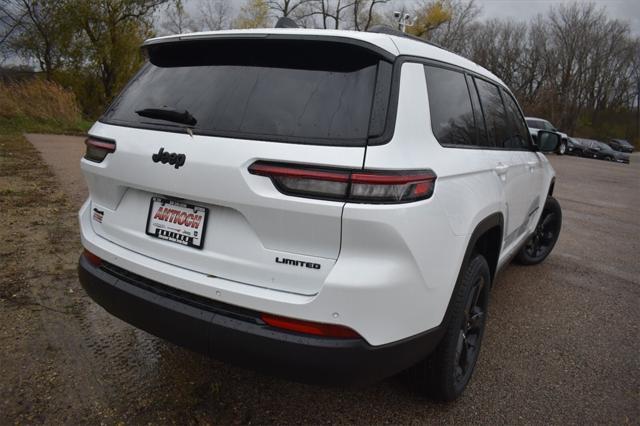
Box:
[0, 116, 91, 136]
[0, 79, 92, 136]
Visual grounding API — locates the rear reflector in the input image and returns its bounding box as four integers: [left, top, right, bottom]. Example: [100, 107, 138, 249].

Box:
[83, 249, 102, 267]
[249, 161, 436, 203]
[261, 313, 360, 339]
[84, 136, 116, 163]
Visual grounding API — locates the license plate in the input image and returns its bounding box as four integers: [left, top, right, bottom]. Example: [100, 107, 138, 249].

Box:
[146, 197, 208, 249]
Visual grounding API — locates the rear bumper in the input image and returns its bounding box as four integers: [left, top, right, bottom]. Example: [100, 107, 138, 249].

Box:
[78, 254, 444, 385]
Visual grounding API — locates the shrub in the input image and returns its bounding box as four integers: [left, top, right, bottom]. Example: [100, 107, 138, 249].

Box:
[0, 79, 81, 127]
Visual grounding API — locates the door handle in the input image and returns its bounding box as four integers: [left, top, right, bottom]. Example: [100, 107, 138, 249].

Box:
[494, 164, 509, 175]
[526, 160, 537, 172]
[494, 163, 509, 181]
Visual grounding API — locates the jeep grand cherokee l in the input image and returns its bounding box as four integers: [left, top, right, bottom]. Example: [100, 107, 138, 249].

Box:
[78, 27, 562, 401]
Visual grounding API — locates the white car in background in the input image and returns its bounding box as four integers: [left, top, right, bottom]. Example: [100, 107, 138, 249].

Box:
[526, 117, 568, 155]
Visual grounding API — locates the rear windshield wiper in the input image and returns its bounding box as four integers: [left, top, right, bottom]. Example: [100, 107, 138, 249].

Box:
[135, 107, 197, 126]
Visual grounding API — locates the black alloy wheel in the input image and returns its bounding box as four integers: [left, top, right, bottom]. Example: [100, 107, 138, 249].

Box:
[410, 254, 491, 401]
[516, 196, 562, 265]
[453, 274, 487, 387]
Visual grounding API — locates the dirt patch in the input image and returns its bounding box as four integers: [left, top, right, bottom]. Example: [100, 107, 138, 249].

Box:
[0, 133, 104, 423]
[25, 133, 87, 208]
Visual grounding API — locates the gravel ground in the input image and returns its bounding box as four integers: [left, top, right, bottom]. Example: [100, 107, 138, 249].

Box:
[1, 133, 638, 424]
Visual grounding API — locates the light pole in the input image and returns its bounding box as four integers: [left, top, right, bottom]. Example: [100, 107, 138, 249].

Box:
[393, 10, 412, 33]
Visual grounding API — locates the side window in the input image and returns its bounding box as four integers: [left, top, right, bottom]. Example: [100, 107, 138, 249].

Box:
[527, 120, 544, 129]
[474, 78, 509, 148]
[424, 65, 476, 146]
[501, 89, 531, 149]
[466, 75, 492, 147]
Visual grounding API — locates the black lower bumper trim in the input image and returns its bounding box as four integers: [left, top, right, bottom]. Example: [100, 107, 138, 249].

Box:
[78, 254, 444, 385]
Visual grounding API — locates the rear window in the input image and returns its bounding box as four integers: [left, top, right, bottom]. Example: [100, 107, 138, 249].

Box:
[102, 39, 391, 146]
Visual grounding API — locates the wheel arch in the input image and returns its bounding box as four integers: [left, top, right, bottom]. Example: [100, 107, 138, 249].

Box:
[441, 212, 503, 327]
[548, 177, 555, 197]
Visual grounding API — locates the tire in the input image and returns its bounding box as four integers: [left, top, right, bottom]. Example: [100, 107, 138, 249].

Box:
[410, 254, 491, 401]
[557, 140, 567, 155]
[515, 196, 562, 265]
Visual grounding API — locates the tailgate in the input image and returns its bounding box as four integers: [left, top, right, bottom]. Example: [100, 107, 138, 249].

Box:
[80, 36, 392, 295]
[82, 123, 364, 295]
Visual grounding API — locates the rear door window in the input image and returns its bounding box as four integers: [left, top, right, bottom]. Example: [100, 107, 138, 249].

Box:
[474, 78, 510, 148]
[501, 90, 531, 149]
[467, 75, 491, 147]
[102, 39, 390, 146]
[424, 65, 477, 146]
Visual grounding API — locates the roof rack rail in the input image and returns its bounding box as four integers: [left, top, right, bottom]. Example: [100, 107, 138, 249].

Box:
[367, 25, 447, 50]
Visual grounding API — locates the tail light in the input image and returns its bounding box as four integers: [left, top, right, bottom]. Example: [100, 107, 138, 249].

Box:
[261, 313, 360, 339]
[249, 161, 436, 203]
[84, 136, 116, 163]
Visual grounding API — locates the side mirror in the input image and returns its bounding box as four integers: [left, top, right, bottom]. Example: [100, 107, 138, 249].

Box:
[537, 131, 560, 153]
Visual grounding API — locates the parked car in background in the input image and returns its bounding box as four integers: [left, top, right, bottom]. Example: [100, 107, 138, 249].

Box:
[606, 138, 634, 153]
[572, 138, 603, 159]
[566, 137, 587, 156]
[594, 141, 630, 163]
[526, 117, 568, 155]
[571, 138, 629, 163]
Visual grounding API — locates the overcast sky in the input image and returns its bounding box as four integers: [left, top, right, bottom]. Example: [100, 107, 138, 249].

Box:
[180, 1, 639, 36]
[471, 0, 640, 35]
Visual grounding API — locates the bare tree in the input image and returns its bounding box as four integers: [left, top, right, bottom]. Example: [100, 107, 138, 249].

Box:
[0, 0, 68, 80]
[301, 0, 357, 29]
[199, 0, 232, 31]
[235, 0, 270, 29]
[69, 0, 168, 101]
[267, 0, 310, 18]
[465, 1, 639, 137]
[0, 2, 26, 47]
[428, 0, 480, 53]
[352, 0, 390, 31]
[161, 0, 197, 35]
[468, 19, 528, 89]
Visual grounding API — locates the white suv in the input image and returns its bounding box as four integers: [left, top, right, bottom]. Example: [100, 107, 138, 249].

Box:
[78, 27, 562, 401]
